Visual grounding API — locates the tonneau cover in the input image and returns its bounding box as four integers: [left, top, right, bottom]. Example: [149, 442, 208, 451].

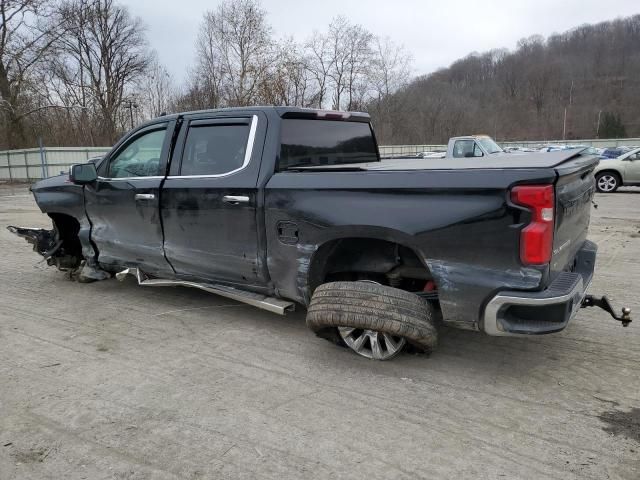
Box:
[298, 148, 598, 171]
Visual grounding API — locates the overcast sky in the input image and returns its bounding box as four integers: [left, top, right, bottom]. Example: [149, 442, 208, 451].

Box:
[124, 0, 639, 83]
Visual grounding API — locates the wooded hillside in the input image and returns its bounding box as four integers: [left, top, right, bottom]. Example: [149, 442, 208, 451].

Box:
[1, 1, 638, 150]
[369, 15, 640, 144]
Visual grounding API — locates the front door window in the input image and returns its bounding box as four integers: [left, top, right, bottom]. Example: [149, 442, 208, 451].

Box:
[108, 128, 166, 178]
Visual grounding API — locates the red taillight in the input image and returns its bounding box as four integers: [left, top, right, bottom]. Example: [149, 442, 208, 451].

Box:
[511, 185, 555, 265]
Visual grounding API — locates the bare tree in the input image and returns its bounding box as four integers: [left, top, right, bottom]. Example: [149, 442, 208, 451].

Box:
[370, 37, 412, 100]
[320, 17, 375, 110]
[304, 31, 333, 108]
[55, 0, 151, 143]
[326, 17, 349, 110]
[194, 0, 273, 107]
[262, 38, 313, 106]
[0, 0, 62, 147]
[193, 10, 226, 109]
[139, 53, 173, 119]
[343, 22, 372, 110]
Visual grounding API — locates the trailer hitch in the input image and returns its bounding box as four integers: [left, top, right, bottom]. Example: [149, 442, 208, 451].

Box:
[581, 295, 632, 327]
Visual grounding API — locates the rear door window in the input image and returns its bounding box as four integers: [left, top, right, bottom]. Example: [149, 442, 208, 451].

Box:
[180, 122, 251, 176]
[279, 119, 378, 170]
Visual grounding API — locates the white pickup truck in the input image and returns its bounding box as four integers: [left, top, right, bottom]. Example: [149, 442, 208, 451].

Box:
[445, 135, 505, 157]
[408, 135, 505, 159]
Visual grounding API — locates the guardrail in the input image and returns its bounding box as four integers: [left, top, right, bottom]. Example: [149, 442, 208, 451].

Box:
[2, 137, 639, 181]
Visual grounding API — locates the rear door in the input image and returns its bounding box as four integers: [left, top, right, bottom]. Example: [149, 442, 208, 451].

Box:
[85, 121, 175, 275]
[161, 112, 268, 287]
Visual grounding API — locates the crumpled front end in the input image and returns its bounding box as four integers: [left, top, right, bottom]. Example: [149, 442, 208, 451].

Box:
[7, 225, 81, 271]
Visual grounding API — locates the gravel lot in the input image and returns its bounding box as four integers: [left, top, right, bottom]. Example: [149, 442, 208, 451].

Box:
[0, 183, 639, 480]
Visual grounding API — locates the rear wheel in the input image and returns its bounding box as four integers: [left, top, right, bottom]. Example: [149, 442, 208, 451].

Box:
[337, 327, 407, 360]
[596, 172, 621, 193]
[306, 281, 438, 360]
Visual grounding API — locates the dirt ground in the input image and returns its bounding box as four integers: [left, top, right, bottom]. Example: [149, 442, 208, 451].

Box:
[0, 183, 639, 480]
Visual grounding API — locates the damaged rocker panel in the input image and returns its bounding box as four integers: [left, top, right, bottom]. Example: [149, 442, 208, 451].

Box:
[116, 267, 295, 315]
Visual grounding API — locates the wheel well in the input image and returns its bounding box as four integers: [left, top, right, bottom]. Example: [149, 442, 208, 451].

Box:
[48, 213, 82, 258]
[308, 238, 434, 294]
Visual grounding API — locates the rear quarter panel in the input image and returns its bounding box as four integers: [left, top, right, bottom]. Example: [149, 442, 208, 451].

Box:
[265, 168, 556, 329]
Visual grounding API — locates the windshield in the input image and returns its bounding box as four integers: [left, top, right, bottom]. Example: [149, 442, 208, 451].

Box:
[477, 137, 503, 154]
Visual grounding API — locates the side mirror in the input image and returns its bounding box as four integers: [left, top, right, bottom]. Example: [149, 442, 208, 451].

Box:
[70, 163, 98, 184]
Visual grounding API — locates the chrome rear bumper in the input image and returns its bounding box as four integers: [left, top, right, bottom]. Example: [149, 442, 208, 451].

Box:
[482, 240, 596, 336]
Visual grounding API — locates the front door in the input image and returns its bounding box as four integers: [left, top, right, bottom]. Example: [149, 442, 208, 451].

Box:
[624, 151, 640, 183]
[84, 121, 174, 276]
[161, 113, 267, 287]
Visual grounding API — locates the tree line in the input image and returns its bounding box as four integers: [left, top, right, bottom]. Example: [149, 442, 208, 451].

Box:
[370, 14, 640, 144]
[0, 0, 411, 149]
[1, 0, 638, 150]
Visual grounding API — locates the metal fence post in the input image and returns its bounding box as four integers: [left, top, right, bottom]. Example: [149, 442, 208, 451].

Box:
[38, 138, 47, 179]
[24, 150, 30, 182]
[7, 152, 12, 182]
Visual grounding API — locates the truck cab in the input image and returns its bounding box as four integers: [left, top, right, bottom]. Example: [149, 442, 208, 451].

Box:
[447, 135, 504, 158]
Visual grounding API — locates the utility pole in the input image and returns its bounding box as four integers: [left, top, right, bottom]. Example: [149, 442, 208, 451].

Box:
[563, 80, 574, 141]
[596, 110, 602, 138]
[126, 100, 138, 129]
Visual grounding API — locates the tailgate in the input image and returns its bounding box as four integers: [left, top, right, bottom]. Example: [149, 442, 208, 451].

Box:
[550, 154, 599, 278]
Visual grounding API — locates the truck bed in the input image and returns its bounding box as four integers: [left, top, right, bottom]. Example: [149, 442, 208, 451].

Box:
[299, 149, 596, 171]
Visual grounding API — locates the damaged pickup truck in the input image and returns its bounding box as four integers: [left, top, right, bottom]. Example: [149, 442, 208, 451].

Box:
[10, 107, 632, 360]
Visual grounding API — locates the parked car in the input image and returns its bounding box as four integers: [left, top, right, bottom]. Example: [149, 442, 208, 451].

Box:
[539, 145, 569, 152]
[600, 147, 629, 159]
[568, 145, 602, 156]
[504, 146, 537, 153]
[417, 150, 446, 158]
[538, 145, 601, 155]
[594, 147, 640, 192]
[9, 107, 631, 361]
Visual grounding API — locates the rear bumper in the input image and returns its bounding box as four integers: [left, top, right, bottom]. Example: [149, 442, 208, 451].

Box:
[482, 240, 597, 336]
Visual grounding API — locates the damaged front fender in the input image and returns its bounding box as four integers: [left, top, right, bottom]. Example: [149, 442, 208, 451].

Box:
[7, 225, 80, 270]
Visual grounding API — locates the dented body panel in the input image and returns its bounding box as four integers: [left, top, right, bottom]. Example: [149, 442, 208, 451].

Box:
[29, 174, 98, 265]
[263, 169, 553, 328]
[12, 106, 603, 334]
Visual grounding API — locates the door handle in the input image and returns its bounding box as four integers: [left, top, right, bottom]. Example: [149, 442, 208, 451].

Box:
[222, 195, 250, 204]
[134, 193, 155, 201]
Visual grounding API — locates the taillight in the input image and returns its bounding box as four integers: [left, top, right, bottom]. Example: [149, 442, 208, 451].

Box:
[511, 185, 555, 265]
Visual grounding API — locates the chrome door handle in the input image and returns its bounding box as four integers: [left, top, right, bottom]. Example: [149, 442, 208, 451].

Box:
[223, 195, 250, 204]
[134, 193, 155, 201]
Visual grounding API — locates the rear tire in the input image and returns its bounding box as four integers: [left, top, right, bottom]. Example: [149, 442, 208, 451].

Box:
[306, 281, 438, 360]
[595, 172, 621, 193]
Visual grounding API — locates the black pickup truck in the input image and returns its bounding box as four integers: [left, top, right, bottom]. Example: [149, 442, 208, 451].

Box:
[9, 107, 631, 361]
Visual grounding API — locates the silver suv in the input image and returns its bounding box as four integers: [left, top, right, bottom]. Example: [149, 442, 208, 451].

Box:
[594, 147, 640, 192]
